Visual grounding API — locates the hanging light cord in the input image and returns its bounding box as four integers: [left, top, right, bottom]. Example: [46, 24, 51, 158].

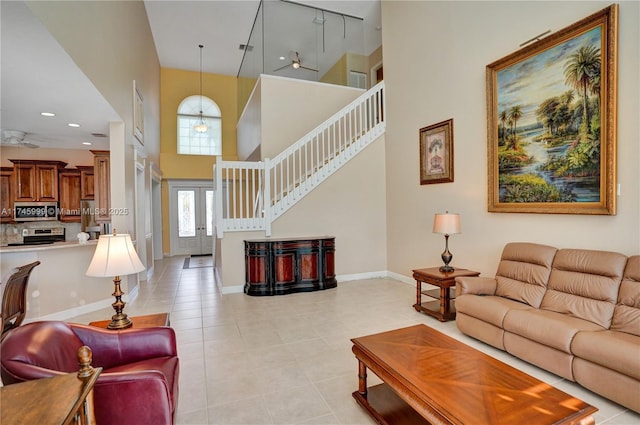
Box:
[199, 44, 204, 116]
[194, 44, 208, 133]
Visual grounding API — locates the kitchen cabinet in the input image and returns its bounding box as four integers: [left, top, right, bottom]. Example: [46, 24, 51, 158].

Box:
[9, 160, 67, 202]
[92, 150, 110, 223]
[58, 169, 81, 222]
[1, 167, 14, 222]
[77, 166, 95, 200]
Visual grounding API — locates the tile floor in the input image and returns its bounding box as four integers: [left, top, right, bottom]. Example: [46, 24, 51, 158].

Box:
[68, 256, 640, 425]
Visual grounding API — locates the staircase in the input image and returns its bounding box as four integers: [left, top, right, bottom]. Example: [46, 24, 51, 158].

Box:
[214, 81, 385, 238]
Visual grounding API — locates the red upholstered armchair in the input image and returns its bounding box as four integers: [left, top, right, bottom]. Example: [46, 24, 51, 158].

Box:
[0, 321, 179, 425]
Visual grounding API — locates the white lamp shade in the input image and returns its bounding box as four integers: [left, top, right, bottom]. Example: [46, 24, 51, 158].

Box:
[86, 234, 145, 277]
[433, 213, 461, 235]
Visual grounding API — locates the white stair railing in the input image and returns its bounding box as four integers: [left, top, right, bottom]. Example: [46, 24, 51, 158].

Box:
[214, 81, 385, 238]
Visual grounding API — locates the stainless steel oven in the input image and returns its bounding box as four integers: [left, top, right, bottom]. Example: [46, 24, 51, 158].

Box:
[13, 202, 59, 222]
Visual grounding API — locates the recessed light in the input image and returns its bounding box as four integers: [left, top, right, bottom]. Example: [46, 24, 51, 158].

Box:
[279, 56, 286, 60]
[41, 112, 55, 117]
[68, 123, 80, 128]
[82, 142, 92, 146]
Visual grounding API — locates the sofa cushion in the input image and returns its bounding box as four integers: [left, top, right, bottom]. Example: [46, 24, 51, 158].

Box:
[572, 330, 640, 380]
[456, 294, 532, 328]
[494, 242, 557, 308]
[504, 309, 603, 353]
[541, 248, 627, 329]
[611, 255, 640, 336]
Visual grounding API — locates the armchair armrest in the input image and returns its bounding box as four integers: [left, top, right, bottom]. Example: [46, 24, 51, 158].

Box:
[70, 324, 177, 369]
[456, 276, 497, 297]
[93, 371, 174, 425]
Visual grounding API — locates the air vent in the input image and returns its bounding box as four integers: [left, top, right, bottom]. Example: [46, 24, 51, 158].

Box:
[239, 44, 253, 51]
[91, 133, 108, 138]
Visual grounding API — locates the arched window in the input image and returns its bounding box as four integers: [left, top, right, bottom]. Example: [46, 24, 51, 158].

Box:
[177, 95, 221, 156]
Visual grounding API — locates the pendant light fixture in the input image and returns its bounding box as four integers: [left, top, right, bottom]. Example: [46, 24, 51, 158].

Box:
[194, 44, 209, 133]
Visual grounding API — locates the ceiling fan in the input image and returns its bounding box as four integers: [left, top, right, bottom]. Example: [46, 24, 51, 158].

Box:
[1, 130, 40, 148]
[273, 51, 318, 73]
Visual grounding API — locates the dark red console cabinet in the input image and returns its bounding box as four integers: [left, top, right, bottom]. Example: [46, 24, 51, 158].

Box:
[244, 236, 336, 296]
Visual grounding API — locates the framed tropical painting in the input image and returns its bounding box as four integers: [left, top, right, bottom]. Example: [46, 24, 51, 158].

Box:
[487, 5, 618, 215]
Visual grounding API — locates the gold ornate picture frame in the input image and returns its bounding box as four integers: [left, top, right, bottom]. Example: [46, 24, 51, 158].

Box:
[420, 119, 454, 185]
[486, 5, 618, 214]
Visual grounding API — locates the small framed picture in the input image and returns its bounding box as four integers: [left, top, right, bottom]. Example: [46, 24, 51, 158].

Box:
[419, 119, 454, 185]
[133, 80, 144, 145]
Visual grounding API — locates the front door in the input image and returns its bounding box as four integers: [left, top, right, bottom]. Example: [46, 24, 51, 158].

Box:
[171, 185, 214, 255]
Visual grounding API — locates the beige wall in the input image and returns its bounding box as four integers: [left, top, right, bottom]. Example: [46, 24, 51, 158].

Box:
[382, 1, 640, 279]
[23, 1, 161, 296]
[223, 76, 387, 290]
[259, 76, 365, 159]
[0, 147, 95, 168]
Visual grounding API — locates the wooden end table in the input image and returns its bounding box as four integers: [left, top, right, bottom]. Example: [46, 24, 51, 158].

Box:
[89, 312, 170, 329]
[412, 267, 479, 321]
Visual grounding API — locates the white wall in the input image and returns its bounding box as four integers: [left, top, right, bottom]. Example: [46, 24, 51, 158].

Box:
[382, 1, 640, 278]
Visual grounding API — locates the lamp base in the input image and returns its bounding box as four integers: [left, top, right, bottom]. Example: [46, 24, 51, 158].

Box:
[439, 265, 455, 273]
[107, 313, 133, 330]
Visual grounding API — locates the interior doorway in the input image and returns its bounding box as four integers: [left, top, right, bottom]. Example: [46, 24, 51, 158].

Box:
[168, 180, 214, 256]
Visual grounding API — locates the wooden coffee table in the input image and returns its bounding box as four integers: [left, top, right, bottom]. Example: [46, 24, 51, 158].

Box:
[351, 324, 597, 425]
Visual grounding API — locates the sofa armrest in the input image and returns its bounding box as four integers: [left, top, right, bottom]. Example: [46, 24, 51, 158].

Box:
[70, 324, 177, 369]
[456, 276, 497, 297]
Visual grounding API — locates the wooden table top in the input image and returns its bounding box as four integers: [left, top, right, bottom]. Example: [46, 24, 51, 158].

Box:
[89, 312, 169, 329]
[351, 324, 597, 424]
[1, 367, 101, 425]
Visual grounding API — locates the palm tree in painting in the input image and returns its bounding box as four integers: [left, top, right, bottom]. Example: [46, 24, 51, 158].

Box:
[563, 44, 600, 140]
[509, 105, 523, 150]
[499, 110, 509, 143]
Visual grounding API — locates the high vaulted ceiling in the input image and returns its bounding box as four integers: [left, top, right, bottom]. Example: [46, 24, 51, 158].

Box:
[0, 1, 381, 150]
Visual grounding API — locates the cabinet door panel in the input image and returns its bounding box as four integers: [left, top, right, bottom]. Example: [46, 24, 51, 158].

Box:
[13, 164, 37, 201]
[37, 165, 58, 201]
[1, 170, 13, 221]
[93, 154, 110, 222]
[59, 172, 81, 222]
[274, 253, 295, 284]
[300, 253, 319, 281]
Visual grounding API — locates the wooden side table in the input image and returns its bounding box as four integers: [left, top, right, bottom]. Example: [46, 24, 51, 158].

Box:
[412, 267, 480, 322]
[89, 313, 170, 329]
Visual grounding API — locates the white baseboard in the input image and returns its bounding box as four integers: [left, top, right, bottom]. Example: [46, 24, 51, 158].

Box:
[221, 285, 244, 294]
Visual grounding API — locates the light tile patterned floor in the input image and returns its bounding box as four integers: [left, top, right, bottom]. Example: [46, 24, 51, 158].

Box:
[68, 256, 640, 425]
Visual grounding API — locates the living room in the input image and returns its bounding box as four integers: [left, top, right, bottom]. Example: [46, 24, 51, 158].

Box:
[1, 1, 638, 424]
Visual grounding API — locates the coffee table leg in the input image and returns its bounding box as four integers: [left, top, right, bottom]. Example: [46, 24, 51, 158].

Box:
[357, 359, 368, 398]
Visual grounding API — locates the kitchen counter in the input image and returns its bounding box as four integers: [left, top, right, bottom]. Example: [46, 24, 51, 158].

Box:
[0, 241, 117, 321]
[0, 240, 98, 253]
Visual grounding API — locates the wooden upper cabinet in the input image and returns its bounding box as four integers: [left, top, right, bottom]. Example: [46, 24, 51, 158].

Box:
[10, 160, 67, 202]
[1, 167, 14, 222]
[92, 150, 110, 223]
[77, 166, 95, 200]
[12, 162, 37, 201]
[58, 169, 81, 222]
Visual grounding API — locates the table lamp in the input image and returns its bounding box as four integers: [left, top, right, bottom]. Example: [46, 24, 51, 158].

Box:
[433, 212, 461, 273]
[86, 230, 144, 329]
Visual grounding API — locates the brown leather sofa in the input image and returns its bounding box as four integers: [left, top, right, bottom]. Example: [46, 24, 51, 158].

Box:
[1, 321, 179, 425]
[455, 242, 639, 413]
